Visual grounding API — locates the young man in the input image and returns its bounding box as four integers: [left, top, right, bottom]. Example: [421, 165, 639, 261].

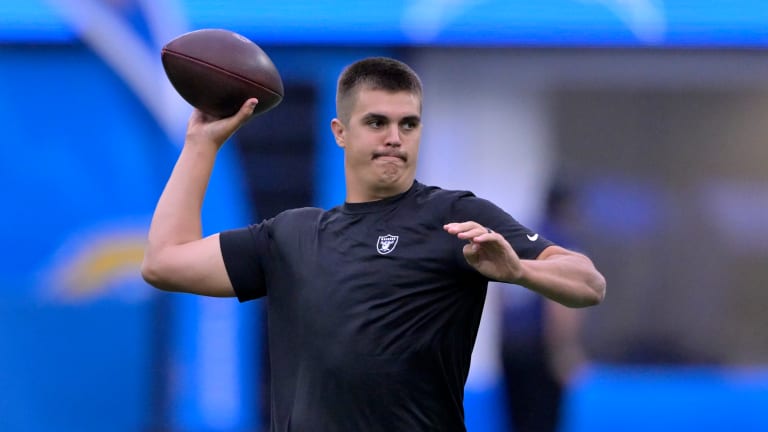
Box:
[142, 57, 605, 431]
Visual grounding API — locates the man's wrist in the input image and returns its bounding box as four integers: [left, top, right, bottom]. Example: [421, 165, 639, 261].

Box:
[504, 259, 528, 285]
[183, 137, 221, 154]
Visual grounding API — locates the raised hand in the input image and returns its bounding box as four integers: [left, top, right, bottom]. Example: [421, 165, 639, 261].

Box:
[185, 98, 259, 149]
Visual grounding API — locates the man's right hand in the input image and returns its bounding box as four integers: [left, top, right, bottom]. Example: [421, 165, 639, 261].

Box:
[186, 98, 259, 149]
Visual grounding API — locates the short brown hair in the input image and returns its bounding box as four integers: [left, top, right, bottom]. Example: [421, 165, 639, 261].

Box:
[336, 57, 423, 123]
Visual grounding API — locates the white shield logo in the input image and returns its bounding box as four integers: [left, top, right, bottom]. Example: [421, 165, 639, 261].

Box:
[376, 234, 399, 255]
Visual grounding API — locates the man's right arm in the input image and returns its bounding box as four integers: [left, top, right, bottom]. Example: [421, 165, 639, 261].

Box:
[142, 233, 233, 296]
[141, 99, 258, 297]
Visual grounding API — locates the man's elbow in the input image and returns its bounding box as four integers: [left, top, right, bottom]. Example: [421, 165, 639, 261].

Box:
[562, 272, 606, 308]
[583, 271, 606, 306]
[140, 252, 175, 292]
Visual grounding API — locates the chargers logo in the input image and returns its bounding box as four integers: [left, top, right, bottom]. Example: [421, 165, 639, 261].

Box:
[45, 224, 152, 303]
[376, 234, 399, 255]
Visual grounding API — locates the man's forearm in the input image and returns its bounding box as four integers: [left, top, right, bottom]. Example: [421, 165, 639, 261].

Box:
[146, 141, 218, 250]
[517, 252, 606, 308]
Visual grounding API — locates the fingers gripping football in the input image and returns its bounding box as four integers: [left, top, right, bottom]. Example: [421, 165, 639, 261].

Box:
[187, 98, 259, 148]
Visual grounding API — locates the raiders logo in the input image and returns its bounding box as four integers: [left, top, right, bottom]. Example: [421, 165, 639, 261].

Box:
[376, 234, 399, 255]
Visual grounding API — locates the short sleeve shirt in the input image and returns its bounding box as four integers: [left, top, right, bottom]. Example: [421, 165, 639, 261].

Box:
[220, 181, 553, 432]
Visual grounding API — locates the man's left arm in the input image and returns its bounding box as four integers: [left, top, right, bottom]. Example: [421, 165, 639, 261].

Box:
[444, 221, 606, 308]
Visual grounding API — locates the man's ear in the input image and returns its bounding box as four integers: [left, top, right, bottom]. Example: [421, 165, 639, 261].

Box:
[330, 118, 345, 148]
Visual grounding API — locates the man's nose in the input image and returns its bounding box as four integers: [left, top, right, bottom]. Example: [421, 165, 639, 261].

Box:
[385, 124, 401, 146]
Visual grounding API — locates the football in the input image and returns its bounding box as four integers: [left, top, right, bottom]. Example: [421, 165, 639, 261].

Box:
[161, 28, 284, 118]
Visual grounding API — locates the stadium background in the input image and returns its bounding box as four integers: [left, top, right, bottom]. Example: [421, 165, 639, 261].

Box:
[1, 1, 767, 431]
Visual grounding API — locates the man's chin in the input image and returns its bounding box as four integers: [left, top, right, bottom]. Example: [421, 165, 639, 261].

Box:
[373, 170, 412, 192]
[376, 165, 403, 181]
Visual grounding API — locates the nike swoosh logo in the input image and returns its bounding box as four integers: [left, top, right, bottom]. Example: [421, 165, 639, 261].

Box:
[527, 233, 539, 241]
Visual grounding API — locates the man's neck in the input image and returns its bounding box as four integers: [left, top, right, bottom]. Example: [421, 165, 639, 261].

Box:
[345, 179, 413, 203]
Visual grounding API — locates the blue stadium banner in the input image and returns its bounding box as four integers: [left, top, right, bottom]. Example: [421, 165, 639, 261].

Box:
[3, 0, 768, 47]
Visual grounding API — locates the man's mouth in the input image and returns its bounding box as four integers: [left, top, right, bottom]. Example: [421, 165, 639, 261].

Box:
[373, 151, 407, 162]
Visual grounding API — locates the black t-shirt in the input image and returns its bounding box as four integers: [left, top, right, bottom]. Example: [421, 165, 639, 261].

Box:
[220, 181, 554, 432]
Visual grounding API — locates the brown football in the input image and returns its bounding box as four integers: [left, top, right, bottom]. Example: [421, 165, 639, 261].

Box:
[161, 28, 284, 118]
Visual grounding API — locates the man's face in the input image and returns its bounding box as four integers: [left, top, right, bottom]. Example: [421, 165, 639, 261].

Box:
[332, 87, 422, 198]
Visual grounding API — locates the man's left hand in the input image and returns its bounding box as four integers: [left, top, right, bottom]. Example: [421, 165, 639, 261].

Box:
[443, 221, 523, 282]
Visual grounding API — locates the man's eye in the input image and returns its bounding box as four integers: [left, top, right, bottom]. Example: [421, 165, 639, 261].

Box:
[402, 121, 419, 130]
[368, 120, 382, 128]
